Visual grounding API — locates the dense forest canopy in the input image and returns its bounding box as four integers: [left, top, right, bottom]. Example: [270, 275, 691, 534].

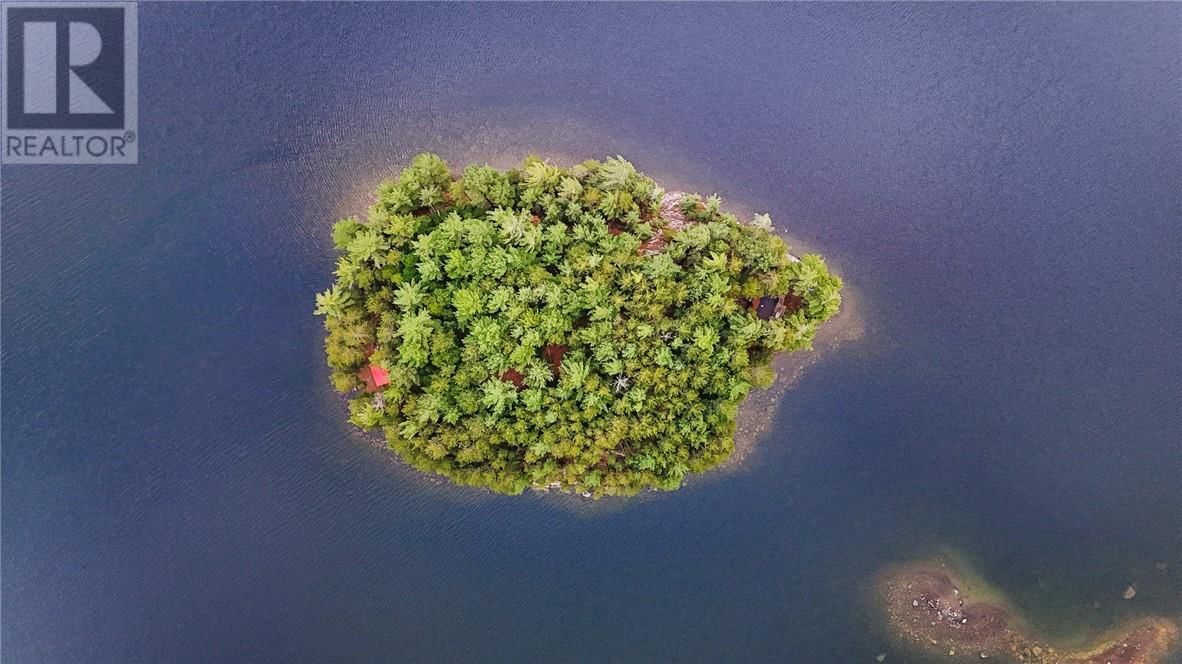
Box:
[315, 154, 842, 496]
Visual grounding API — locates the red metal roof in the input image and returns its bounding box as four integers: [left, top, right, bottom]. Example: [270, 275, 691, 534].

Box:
[358, 364, 391, 393]
[370, 365, 390, 387]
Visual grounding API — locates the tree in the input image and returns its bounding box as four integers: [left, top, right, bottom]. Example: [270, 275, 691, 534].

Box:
[313, 286, 352, 319]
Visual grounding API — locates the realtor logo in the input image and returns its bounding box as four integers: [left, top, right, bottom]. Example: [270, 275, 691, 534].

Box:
[2, 2, 137, 164]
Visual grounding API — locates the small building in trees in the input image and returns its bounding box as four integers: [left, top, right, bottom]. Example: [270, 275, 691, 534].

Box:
[357, 344, 391, 393]
[744, 291, 805, 321]
[755, 296, 780, 320]
[358, 364, 390, 393]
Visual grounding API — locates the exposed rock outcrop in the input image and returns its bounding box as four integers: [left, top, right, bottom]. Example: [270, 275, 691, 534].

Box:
[876, 558, 1179, 664]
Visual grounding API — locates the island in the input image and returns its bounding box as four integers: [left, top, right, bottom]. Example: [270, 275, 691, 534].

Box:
[876, 556, 1179, 663]
[314, 153, 842, 496]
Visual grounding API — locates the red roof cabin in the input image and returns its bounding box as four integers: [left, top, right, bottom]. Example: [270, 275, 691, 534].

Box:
[358, 364, 391, 393]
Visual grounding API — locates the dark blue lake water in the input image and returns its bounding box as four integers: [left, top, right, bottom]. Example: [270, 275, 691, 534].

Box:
[3, 4, 1180, 662]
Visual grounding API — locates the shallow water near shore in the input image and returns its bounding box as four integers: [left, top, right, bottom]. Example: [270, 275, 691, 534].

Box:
[3, 4, 1180, 662]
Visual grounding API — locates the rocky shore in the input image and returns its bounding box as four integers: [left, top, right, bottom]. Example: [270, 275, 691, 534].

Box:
[876, 558, 1179, 664]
